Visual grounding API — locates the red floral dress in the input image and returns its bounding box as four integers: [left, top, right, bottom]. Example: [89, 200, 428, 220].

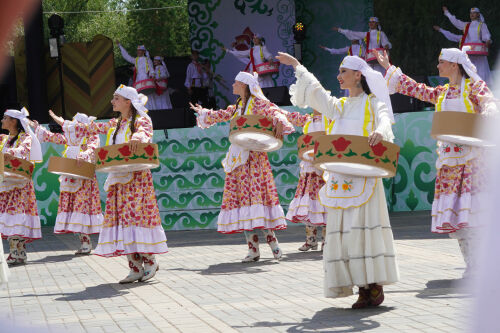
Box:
[0, 133, 41, 241]
[285, 112, 326, 226]
[36, 126, 103, 235]
[386, 65, 495, 233]
[63, 116, 168, 256]
[197, 98, 295, 233]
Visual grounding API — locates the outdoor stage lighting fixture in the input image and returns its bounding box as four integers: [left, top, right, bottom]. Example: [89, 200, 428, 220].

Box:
[293, 21, 306, 43]
[48, 14, 64, 38]
[293, 21, 306, 61]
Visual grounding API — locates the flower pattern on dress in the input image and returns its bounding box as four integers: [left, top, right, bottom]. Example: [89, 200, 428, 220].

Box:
[201, 98, 295, 135]
[396, 74, 490, 113]
[104, 170, 162, 229]
[0, 133, 31, 159]
[294, 171, 326, 200]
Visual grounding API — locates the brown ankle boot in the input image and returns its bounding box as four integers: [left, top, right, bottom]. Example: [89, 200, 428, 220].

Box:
[369, 284, 384, 306]
[352, 287, 371, 309]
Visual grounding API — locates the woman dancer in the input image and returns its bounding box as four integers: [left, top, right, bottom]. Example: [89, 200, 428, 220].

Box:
[32, 113, 103, 255]
[285, 110, 328, 251]
[50, 85, 168, 283]
[375, 47, 497, 277]
[0, 108, 43, 265]
[276, 52, 398, 308]
[191, 71, 294, 262]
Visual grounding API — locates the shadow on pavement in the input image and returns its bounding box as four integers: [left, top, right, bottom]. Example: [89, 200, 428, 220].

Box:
[280, 250, 323, 262]
[28, 254, 76, 264]
[415, 278, 471, 299]
[170, 259, 280, 275]
[0, 282, 148, 301]
[235, 306, 395, 332]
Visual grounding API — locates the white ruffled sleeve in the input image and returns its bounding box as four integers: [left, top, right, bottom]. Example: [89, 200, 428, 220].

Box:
[289, 65, 340, 120]
[384, 65, 403, 95]
[196, 108, 212, 129]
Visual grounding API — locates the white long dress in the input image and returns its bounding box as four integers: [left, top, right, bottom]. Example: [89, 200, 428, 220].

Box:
[227, 45, 274, 88]
[150, 65, 172, 110]
[442, 10, 492, 84]
[118, 44, 155, 110]
[289, 64, 399, 298]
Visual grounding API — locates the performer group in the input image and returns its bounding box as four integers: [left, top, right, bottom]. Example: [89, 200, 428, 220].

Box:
[1, 5, 496, 311]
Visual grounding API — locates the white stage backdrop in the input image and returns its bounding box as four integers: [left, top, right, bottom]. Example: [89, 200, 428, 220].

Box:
[188, 0, 296, 107]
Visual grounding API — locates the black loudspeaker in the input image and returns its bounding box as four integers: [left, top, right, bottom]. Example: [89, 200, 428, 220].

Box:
[261, 86, 291, 106]
[148, 108, 196, 130]
[390, 93, 415, 113]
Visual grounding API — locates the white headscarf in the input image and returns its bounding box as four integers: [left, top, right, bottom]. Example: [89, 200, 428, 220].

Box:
[439, 47, 482, 82]
[137, 45, 146, 51]
[4, 107, 43, 162]
[235, 71, 268, 101]
[369, 16, 382, 31]
[114, 84, 150, 120]
[73, 113, 96, 124]
[470, 7, 484, 22]
[339, 56, 395, 123]
[154, 56, 167, 68]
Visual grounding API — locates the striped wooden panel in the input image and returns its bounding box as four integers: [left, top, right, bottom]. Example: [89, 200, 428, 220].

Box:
[45, 35, 115, 119]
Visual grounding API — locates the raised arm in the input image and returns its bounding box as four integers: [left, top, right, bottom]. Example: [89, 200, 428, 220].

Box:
[338, 28, 366, 41]
[62, 118, 119, 143]
[286, 111, 312, 127]
[321, 45, 350, 55]
[444, 9, 466, 31]
[385, 65, 446, 104]
[252, 99, 294, 135]
[276, 52, 342, 120]
[374, 51, 446, 104]
[118, 43, 136, 64]
[192, 103, 238, 128]
[437, 27, 462, 42]
[226, 48, 251, 59]
[35, 125, 68, 145]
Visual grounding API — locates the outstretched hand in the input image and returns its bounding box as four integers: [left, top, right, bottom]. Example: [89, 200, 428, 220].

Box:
[433, 25, 441, 31]
[331, 27, 339, 32]
[49, 109, 65, 126]
[27, 119, 39, 129]
[319, 45, 327, 50]
[442, 6, 448, 13]
[275, 52, 300, 69]
[189, 102, 203, 114]
[372, 49, 391, 70]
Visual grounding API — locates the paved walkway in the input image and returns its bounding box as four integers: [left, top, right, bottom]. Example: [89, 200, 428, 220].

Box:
[0, 211, 469, 332]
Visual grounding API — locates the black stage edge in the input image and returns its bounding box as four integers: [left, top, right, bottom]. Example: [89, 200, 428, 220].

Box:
[148, 108, 196, 130]
[262, 86, 291, 106]
[24, 3, 48, 123]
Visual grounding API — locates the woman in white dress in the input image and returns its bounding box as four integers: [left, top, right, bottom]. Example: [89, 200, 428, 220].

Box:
[276, 52, 399, 309]
[224, 33, 275, 88]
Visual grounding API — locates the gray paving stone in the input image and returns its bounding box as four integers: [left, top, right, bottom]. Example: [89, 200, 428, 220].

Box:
[0, 212, 471, 332]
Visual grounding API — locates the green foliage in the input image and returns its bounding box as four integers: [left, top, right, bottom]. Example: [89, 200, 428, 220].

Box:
[42, 0, 190, 66]
[375, 0, 499, 76]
